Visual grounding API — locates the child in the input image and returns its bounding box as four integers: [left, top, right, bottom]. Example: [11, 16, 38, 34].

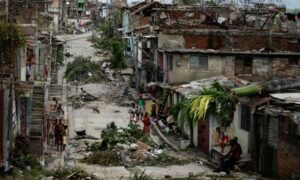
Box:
[143, 112, 150, 134]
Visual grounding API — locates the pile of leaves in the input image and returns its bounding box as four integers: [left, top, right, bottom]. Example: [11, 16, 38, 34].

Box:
[81, 150, 121, 166]
[100, 122, 143, 149]
[44, 167, 96, 179]
[81, 122, 188, 167]
[64, 56, 100, 82]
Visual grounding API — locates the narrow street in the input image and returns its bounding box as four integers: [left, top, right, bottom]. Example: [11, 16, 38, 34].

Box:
[1, 1, 300, 179]
[42, 32, 257, 180]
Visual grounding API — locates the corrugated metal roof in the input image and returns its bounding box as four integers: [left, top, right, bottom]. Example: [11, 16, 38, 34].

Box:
[171, 76, 249, 96]
[270, 93, 300, 105]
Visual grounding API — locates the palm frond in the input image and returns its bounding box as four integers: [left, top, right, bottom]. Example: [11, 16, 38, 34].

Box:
[172, 81, 239, 128]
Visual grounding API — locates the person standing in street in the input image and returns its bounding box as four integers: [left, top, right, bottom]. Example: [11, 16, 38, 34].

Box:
[143, 112, 150, 134]
[55, 119, 65, 152]
[56, 103, 64, 116]
[136, 95, 145, 121]
[150, 100, 157, 121]
[129, 101, 137, 122]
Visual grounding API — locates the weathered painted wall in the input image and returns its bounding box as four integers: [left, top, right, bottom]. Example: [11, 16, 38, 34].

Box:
[158, 33, 185, 49]
[162, 52, 300, 84]
[232, 104, 250, 154]
[167, 54, 225, 84]
[252, 57, 272, 80]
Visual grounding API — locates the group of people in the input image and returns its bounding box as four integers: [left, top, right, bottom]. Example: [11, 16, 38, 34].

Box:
[49, 119, 68, 152]
[129, 95, 158, 134]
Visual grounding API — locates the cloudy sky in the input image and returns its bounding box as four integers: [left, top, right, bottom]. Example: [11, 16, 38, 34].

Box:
[282, 0, 300, 9]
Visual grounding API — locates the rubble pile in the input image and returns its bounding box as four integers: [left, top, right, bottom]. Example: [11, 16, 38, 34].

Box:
[79, 122, 188, 167]
[95, 50, 112, 59]
[99, 89, 134, 107]
[64, 25, 83, 35]
[81, 150, 121, 166]
[272, 61, 300, 77]
[69, 93, 98, 109]
[45, 167, 96, 180]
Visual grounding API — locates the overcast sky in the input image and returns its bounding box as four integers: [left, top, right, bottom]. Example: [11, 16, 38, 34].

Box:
[282, 0, 300, 9]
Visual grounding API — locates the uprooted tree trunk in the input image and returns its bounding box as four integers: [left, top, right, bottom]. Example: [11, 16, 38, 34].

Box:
[233, 77, 300, 96]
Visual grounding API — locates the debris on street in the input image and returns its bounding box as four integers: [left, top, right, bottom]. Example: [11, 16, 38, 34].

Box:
[44, 167, 96, 180]
[79, 122, 188, 167]
[81, 150, 121, 166]
[64, 56, 110, 83]
[99, 91, 134, 107]
[69, 93, 98, 109]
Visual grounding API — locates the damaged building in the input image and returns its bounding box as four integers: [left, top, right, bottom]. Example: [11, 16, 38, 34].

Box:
[0, 0, 64, 170]
[122, 1, 300, 179]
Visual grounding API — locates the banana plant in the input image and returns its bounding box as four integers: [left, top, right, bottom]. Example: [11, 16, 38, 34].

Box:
[172, 77, 300, 146]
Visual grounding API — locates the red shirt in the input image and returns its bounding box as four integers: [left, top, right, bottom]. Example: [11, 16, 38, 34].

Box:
[230, 144, 242, 161]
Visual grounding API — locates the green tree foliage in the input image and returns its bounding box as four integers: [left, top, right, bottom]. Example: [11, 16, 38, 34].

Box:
[0, 21, 25, 46]
[172, 82, 239, 144]
[0, 21, 25, 64]
[191, 82, 239, 127]
[93, 20, 114, 50]
[64, 56, 99, 82]
[110, 37, 126, 70]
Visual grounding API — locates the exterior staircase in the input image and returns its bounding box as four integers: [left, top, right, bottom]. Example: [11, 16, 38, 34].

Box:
[27, 84, 46, 157]
[50, 62, 58, 84]
[48, 84, 62, 102]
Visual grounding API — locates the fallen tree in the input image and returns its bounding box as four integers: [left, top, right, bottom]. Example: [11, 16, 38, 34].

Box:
[64, 56, 106, 83]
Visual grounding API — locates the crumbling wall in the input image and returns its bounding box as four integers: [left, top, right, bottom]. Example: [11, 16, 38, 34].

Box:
[9, 2, 49, 28]
[272, 58, 300, 77]
[160, 31, 300, 52]
[233, 35, 269, 51]
[158, 33, 185, 49]
[170, 54, 224, 83]
[223, 56, 235, 77]
[252, 58, 272, 80]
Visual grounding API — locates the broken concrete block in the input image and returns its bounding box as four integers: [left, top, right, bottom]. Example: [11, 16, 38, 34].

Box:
[129, 143, 139, 151]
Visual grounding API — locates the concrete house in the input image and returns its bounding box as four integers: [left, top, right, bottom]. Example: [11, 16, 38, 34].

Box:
[142, 3, 300, 179]
[157, 29, 300, 84]
[0, 0, 59, 169]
